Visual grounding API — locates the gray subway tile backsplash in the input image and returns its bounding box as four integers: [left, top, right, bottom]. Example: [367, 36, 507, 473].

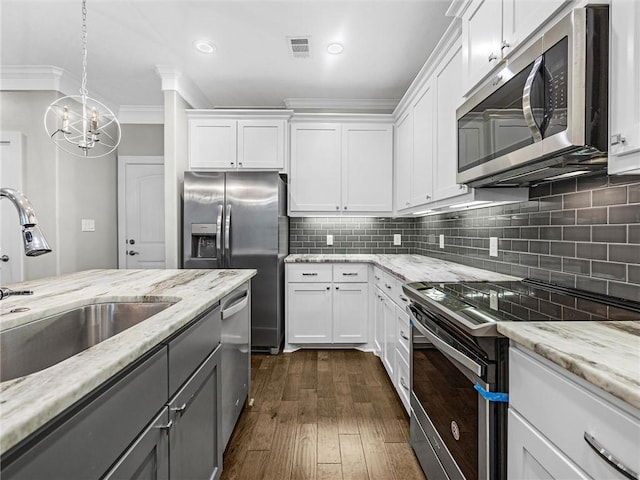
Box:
[290, 173, 640, 302]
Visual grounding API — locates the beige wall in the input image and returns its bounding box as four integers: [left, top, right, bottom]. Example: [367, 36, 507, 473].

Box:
[0, 91, 118, 279]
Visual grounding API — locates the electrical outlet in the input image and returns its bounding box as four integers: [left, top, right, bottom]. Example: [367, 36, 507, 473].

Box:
[489, 237, 499, 257]
[326, 234, 333, 246]
[81, 219, 95, 232]
[393, 234, 401, 246]
[439, 234, 445, 249]
[490, 290, 499, 310]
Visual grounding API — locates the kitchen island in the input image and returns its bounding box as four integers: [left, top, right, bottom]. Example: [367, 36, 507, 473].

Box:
[0, 268, 255, 459]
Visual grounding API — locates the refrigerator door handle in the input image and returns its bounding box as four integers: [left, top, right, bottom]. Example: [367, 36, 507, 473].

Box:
[215, 205, 223, 268]
[225, 204, 231, 267]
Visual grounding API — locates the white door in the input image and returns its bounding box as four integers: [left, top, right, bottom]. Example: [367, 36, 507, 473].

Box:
[342, 124, 393, 213]
[189, 119, 237, 170]
[287, 282, 333, 343]
[237, 120, 285, 170]
[332, 282, 368, 343]
[373, 289, 385, 356]
[0, 132, 24, 284]
[289, 123, 342, 212]
[118, 156, 165, 269]
[411, 81, 435, 206]
[395, 110, 413, 210]
[382, 292, 396, 378]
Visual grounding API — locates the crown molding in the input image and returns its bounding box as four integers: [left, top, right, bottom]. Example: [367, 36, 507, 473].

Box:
[118, 105, 164, 124]
[393, 18, 462, 119]
[0, 65, 78, 96]
[0, 64, 119, 112]
[284, 98, 398, 113]
[290, 112, 395, 124]
[445, 0, 473, 18]
[154, 65, 211, 110]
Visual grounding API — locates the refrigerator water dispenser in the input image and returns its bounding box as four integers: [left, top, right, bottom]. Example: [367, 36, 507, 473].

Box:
[191, 223, 217, 258]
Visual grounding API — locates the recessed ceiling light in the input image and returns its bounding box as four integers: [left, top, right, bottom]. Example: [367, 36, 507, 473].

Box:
[194, 40, 216, 54]
[327, 43, 344, 55]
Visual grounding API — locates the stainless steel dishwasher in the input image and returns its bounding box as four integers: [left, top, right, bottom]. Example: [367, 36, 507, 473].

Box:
[220, 282, 251, 449]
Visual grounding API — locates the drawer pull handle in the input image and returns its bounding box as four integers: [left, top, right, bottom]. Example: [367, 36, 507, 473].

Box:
[342, 272, 358, 276]
[400, 331, 409, 341]
[584, 432, 639, 480]
[171, 403, 187, 415]
[399, 377, 409, 391]
[374, 275, 381, 280]
[385, 284, 392, 289]
[400, 295, 409, 302]
[302, 273, 318, 276]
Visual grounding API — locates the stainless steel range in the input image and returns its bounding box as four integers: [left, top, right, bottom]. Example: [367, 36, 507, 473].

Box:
[402, 279, 640, 480]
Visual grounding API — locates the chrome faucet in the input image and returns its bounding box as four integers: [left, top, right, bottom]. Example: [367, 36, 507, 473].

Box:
[0, 188, 51, 257]
[1, 188, 52, 300]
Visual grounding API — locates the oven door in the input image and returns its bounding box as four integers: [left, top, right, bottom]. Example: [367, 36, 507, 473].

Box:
[409, 305, 501, 480]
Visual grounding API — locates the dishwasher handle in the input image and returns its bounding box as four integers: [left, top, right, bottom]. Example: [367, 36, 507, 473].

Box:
[222, 292, 249, 320]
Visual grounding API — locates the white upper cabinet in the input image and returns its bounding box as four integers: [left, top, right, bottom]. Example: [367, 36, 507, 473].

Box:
[411, 81, 435, 206]
[463, 0, 503, 92]
[290, 123, 342, 212]
[395, 111, 413, 211]
[433, 43, 468, 201]
[290, 120, 393, 215]
[459, 0, 570, 94]
[187, 110, 291, 171]
[342, 124, 393, 212]
[608, 0, 640, 175]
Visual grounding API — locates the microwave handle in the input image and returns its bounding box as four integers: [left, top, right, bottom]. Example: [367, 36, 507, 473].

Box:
[523, 56, 544, 142]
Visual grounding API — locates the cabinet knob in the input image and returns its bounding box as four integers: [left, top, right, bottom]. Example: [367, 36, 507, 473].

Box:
[239, 162, 243, 167]
[343, 206, 347, 210]
[425, 195, 431, 200]
[488, 52, 498, 62]
[230, 162, 235, 166]
[336, 206, 340, 210]
[326, 286, 330, 290]
[405, 201, 410, 206]
[500, 40, 510, 51]
[335, 286, 339, 290]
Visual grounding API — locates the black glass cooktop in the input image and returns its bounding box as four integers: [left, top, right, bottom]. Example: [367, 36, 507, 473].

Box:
[405, 279, 640, 323]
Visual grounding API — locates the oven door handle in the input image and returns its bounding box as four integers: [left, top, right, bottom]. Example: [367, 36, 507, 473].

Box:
[523, 55, 544, 142]
[410, 312, 484, 377]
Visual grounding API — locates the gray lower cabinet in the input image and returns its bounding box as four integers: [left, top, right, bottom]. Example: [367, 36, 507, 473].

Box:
[1, 347, 168, 480]
[169, 346, 222, 480]
[103, 408, 170, 480]
[1, 302, 224, 480]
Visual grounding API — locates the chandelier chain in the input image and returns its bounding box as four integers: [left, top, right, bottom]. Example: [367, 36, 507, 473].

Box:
[80, 0, 88, 98]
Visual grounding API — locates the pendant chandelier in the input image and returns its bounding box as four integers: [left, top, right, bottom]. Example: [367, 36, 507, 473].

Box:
[44, 0, 120, 158]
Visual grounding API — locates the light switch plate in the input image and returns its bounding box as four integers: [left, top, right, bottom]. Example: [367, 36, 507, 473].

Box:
[326, 234, 333, 246]
[439, 234, 445, 249]
[490, 290, 499, 310]
[489, 237, 499, 257]
[393, 234, 401, 246]
[81, 219, 95, 232]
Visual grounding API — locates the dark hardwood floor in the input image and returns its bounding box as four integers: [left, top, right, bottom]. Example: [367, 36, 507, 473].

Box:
[221, 349, 426, 480]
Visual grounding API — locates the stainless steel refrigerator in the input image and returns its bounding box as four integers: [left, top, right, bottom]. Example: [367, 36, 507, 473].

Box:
[183, 171, 288, 353]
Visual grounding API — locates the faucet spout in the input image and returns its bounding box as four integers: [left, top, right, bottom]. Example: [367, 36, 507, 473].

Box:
[0, 188, 52, 257]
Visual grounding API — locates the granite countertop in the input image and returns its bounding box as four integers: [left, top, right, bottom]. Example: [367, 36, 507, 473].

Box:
[286, 254, 640, 411]
[498, 321, 640, 410]
[285, 253, 519, 283]
[0, 268, 256, 455]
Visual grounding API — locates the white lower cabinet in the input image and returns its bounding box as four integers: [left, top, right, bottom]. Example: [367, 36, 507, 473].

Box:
[286, 264, 368, 345]
[508, 345, 640, 480]
[381, 290, 396, 379]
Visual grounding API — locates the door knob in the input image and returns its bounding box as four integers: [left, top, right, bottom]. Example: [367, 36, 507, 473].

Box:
[128, 239, 136, 245]
[0, 255, 9, 262]
[127, 250, 140, 256]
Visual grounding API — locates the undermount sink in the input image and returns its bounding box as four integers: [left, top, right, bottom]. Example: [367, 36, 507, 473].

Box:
[0, 301, 174, 382]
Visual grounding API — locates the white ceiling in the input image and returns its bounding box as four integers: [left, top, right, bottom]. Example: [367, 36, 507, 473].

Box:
[1, 0, 453, 111]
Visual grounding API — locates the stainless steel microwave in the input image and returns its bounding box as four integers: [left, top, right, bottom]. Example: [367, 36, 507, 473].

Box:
[456, 6, 609, 188]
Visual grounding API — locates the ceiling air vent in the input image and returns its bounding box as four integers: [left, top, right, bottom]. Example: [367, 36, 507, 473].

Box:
[287, 36, 311, 58]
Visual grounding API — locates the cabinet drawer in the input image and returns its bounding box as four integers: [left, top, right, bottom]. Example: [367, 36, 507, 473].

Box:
[379, 272, 397, 299]
[168, 304, 221, 396]
[2, 348, 168, 480]
[333, 263, 368, 283]
[287, 264, 333, 282]
[395, 352, 410, 414]
[510, 347, 640, 480]
[395, 306, 410, 362]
